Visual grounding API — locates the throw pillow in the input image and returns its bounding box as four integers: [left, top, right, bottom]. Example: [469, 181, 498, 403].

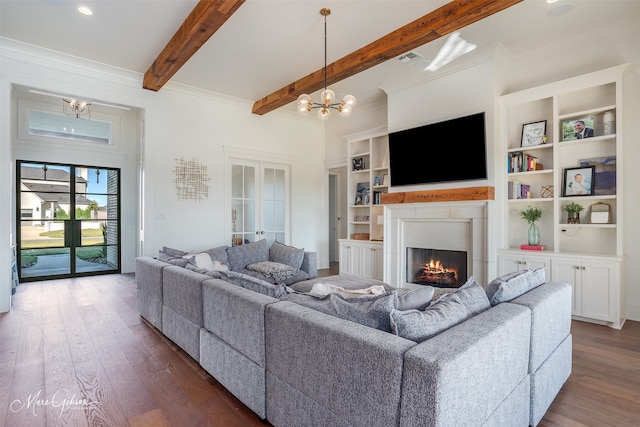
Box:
[218, 270, 289, 298]
[485, 268, 546, 306]
[203, 245, 229, 264]
[390, 278, 490, 342]
[269, 241, 304, 271]
[280, 291, 398, 332]
[225, 239, 269, 271]
[186, 252, 215, 271]
[396, 286, 435, 311]
[247, 261, 296, 282]
[162, 246, 187, 258]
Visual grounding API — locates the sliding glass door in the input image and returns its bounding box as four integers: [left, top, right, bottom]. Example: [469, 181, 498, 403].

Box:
[17, 161, 120, 281]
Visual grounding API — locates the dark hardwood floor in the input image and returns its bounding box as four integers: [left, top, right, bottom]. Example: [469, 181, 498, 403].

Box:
[1, 267, 638, 426]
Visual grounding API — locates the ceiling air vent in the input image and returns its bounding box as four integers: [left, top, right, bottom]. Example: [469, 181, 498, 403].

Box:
[397, 51, 422, 63]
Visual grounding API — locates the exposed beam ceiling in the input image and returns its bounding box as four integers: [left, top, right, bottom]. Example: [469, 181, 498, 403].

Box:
[251, 0, 522, 115]
[143, 0, 245, 92]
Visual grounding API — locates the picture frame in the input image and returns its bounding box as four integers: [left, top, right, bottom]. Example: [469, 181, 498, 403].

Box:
[562, 166, 595, 197]
[562, 117, 595, 141]
[521, 120, 547, 147]
[579, 156, 616, 195]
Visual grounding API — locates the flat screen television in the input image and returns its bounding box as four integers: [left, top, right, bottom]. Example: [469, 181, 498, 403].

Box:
[388, 112, 487, 186]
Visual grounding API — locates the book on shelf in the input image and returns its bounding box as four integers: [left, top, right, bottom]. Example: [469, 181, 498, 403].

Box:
[520, 244, 545, 251]
[508, 181, 533, 199]
[508, 152, 540, 173]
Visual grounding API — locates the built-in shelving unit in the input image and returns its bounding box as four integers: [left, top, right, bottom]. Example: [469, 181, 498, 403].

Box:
[498, 65, 629, 329]
[340, 128, 389, 280]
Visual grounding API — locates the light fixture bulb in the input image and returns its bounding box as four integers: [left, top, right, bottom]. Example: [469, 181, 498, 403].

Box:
[338, 104, 352, 117]
[318, 108, 330, 120]
[297, 94, 311, 105]
[297, 103, 311, 116]
[342, 94, 357, 107]
[321, 89, 335, 105]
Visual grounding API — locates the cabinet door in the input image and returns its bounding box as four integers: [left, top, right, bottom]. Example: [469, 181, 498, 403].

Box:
[497, 254, 550, 281]
[361, 244, 383, 280]
[581, 261, 614, 322]
[339, 242, 363, 276]
[552, 258, 582, 316]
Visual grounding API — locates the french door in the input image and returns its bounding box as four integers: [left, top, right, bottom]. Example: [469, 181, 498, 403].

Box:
[16, 160, 121, 281]
[230, 159, 289, 247]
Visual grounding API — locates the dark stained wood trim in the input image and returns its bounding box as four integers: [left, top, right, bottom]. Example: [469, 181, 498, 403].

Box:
[143, 0, 246, 92]
[251, 0, 523, 115]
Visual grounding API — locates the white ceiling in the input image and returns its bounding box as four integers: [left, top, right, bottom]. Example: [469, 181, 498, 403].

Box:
[1, 0, 639, 113]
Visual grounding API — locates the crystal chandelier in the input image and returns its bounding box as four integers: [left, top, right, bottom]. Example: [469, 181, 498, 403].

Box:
[297, 8, 356, 121]
[63, 98, 91, 119]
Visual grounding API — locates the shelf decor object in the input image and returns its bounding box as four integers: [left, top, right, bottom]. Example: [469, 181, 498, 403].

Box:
[563, 202, 585, 224]
[589, 202, 611, 224]
[521, 120, 547, 147]
[520, 206, 542, 246]
[562, 166, 595, 197]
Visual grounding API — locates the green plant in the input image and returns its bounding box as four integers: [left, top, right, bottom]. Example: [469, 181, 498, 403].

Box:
[563, 202, 585, 213]
[520, 206, 542, 223]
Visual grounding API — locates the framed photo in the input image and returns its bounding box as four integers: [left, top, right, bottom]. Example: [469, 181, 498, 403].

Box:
[579, 156, 616, 195]
[562, 166, 595, 197]
[521, 120, 547, 147]
[562, 117, 595, 141]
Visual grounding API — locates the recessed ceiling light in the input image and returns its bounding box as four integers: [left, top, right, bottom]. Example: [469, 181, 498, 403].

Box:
[546, 0, 559, 3]
[78, 6, 93, 16]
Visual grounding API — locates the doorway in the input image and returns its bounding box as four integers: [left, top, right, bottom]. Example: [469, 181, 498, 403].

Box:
[17, 160, 121, 281]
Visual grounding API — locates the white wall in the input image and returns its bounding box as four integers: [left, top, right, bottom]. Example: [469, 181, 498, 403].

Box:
[0, 39, 327, 312]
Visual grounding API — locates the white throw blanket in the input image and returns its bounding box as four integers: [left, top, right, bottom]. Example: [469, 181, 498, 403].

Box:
[309, 283, 387, 298]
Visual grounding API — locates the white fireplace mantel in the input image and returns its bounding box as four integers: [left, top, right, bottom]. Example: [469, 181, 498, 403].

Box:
[383, 201, 494, 288]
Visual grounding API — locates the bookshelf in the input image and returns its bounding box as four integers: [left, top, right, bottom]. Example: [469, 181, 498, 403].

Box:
[498, 65, 629, 328]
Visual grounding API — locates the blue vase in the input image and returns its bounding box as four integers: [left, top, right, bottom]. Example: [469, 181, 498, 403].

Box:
[528, 222, 540, 246]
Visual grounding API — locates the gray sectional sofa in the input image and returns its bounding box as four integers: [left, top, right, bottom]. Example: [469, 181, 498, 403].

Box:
[135, 241, 572, 426]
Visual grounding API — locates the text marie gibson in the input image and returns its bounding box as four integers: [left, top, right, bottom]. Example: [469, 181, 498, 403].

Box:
[10, 389, 94, 418]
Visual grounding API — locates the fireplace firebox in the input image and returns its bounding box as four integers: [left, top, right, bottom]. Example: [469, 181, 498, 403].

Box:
[406, 247, 467, 288]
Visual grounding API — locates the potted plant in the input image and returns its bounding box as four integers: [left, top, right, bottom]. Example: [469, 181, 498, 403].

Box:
[520, 206, 542, 245]
[563, 202, 584, 224]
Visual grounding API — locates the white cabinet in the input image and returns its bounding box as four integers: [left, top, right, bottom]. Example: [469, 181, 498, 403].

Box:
[497, 251, 551, 282]
[551, 256, 622, 329]
[339, 240, 383, 280]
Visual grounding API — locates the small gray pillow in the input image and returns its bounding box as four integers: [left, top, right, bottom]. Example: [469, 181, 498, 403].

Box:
[225, 240, 269, 271]
[218, 270, 288, 298]
[162, 246, 187, 258]
[485, 268, 546, 306]
[390, 278, 490, 342]
[396, 286, 435, 311]
[203, 245, 229, 264]
[281, 291, 398, 332]
[269, 241, 304, 271]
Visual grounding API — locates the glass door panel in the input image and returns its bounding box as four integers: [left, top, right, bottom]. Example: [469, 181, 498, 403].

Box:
[17, 161, 120, 281]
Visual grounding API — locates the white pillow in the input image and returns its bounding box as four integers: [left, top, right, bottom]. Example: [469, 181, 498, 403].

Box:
[184, 252, 215, 270]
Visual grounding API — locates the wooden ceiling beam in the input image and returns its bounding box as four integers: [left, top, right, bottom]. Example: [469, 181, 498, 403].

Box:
[143, 0, 245, 92]
[251, 0, 522, 115]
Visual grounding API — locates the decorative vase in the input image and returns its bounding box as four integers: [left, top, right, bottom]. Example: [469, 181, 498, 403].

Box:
[528, 222, 541, 246]
[567, 212, 580, 224]
[603, 110, 615, 135]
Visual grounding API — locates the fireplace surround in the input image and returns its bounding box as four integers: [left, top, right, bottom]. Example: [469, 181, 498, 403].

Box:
[383, 200, 492, 288]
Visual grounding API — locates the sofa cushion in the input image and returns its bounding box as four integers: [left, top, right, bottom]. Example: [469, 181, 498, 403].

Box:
[280, 291, 398, 332]
[240, 268, 309, 286]
[397, 286, 435, 311]
[485, 268, 546, 306]
[161, 246, 187, 258]
[218, 270, 289, 298]
[203, 245, 229, 264]
[226, 240, 269, 271]
[390, 277, 490, 342]
[247, 261, 296, 282]
[269, 241, 304, 271]
[186, 252, 215, 270]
